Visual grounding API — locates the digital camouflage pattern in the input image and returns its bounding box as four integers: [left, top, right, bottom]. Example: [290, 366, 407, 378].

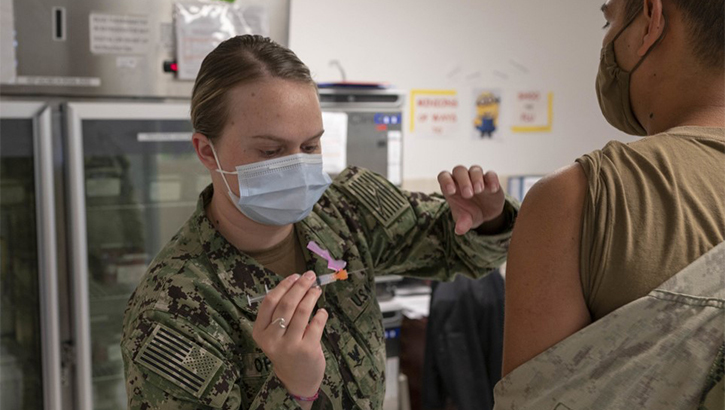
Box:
[122, 167, 518, 409]
[699, 342, 724, 410]
[493, 241, 725, 410]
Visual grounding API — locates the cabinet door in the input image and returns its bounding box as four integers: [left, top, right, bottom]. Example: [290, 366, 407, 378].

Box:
[0, 101, 62, 410]
[66, 102, 208, 410]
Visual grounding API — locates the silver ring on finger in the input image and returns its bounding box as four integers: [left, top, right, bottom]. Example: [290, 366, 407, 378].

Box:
[271, 317, 286, 329]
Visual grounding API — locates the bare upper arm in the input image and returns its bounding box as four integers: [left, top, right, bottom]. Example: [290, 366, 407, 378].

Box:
[501, 163, 592, 377]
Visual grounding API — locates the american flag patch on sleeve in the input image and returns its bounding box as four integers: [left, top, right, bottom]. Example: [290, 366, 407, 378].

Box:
[343, 170, 409, 227]
[134, 324, 225, 398]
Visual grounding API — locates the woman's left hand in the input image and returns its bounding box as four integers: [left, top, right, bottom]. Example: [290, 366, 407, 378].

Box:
[437, 165, 506, 235]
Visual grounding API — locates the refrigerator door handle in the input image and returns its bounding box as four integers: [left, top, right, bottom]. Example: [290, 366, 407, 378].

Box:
[35, 105, 63, 410]
[65, 103, 94, 410]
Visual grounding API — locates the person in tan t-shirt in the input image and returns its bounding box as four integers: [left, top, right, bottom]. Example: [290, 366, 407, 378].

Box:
[502, 0, 724, 378]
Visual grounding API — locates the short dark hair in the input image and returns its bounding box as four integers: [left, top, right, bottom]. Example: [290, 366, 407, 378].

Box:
[191, 35, 316, 141]
[623, 0, 724, 69]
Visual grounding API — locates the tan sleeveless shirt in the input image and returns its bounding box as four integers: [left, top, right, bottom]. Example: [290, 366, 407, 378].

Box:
[576, 126, 725, 320]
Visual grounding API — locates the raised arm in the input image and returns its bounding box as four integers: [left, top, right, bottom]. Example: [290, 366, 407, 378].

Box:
[333, 166, 518, 281]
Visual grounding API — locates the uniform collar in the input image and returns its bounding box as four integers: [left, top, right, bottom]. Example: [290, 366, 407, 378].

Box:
[193, 185, 349, 318]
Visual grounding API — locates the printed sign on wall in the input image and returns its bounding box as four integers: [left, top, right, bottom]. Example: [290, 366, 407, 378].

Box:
[90, 13, 151, 55]
[472, 89, 502, 139]
[511, 91, 553, 133]
[409, 89, 460, 138]
[320, 111, 348, 175]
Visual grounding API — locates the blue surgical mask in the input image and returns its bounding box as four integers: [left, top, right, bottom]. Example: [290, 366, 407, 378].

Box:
[210, 144, 332, 226]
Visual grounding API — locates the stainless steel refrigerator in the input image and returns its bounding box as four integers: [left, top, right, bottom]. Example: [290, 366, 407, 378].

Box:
[0, 101, 62, 410]
[0, 0, 291, 409]
[2, 99, 215, 410]
[65, 102, 210, 410]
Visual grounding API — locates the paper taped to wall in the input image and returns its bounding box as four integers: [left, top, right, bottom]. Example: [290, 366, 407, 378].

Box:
[409, 89, 460, 138]
[472, 89, 502, 140]
[511, 91, 553, 133]
[321, 112, 348, 175]
[387, 130, 402, 185]
[175, 2, 269, 81]
[90, 13, 151, 55]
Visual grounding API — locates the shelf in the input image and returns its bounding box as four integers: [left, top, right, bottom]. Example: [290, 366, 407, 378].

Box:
[93, 372, 125, 384]
[89, 294, 132, 305]
[93, 359, 123, 379]
[89, 314, 110, 323]
[94, 401, 125, 410]
[94, 400, 126, 410]
[88, 279, 135, 301]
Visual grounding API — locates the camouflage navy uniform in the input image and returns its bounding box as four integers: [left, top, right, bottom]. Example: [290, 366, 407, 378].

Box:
[122, 167, 518, 409]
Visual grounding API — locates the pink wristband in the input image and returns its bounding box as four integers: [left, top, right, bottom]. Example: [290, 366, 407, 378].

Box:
[289, 389, 320, 402]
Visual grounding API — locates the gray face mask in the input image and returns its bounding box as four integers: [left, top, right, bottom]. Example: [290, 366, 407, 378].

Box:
[596, 11, 666, 136]
[210, 144, 332, 226]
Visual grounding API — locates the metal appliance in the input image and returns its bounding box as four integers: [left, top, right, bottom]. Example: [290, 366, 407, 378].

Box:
[1, 100, 212, 410]
[66, 102, 209, 410]
[0, 101, 62, 410]
[1, 1, 290, 409]
[379, 300, 405, 410]
[1, 0, 291, 98]
[319, 88, 405, 185]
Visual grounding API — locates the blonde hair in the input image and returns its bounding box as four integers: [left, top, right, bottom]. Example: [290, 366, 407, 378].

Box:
[191, 35, 316, 141]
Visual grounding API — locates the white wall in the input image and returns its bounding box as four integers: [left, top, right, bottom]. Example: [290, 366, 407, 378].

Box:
[289, 0, 638, 181]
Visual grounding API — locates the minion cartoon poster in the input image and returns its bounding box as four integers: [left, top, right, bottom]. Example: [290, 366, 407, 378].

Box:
[472, 89, 502, 139]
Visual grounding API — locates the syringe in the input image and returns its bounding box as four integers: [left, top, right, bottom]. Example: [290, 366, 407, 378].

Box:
[246, 269, 362, 305]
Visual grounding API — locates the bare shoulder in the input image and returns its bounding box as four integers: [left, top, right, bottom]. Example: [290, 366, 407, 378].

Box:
[526, 164, 587, 211]
[502, 163, 590, 376]
[508, 164, 588, 249]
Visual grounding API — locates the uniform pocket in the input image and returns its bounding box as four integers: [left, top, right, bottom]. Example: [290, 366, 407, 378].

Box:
[323, 267, 386, 400]
[334, 299, 386, 400]
[338, 334, 386, 398]
[236, 351, 273, 406]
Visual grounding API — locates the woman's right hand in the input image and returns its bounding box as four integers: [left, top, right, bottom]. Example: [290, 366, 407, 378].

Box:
[252, 271, 328, 401]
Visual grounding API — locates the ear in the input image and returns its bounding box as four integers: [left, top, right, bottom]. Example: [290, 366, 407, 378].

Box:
[638, 0, 665, 57]
[192, 132, 220, 172]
